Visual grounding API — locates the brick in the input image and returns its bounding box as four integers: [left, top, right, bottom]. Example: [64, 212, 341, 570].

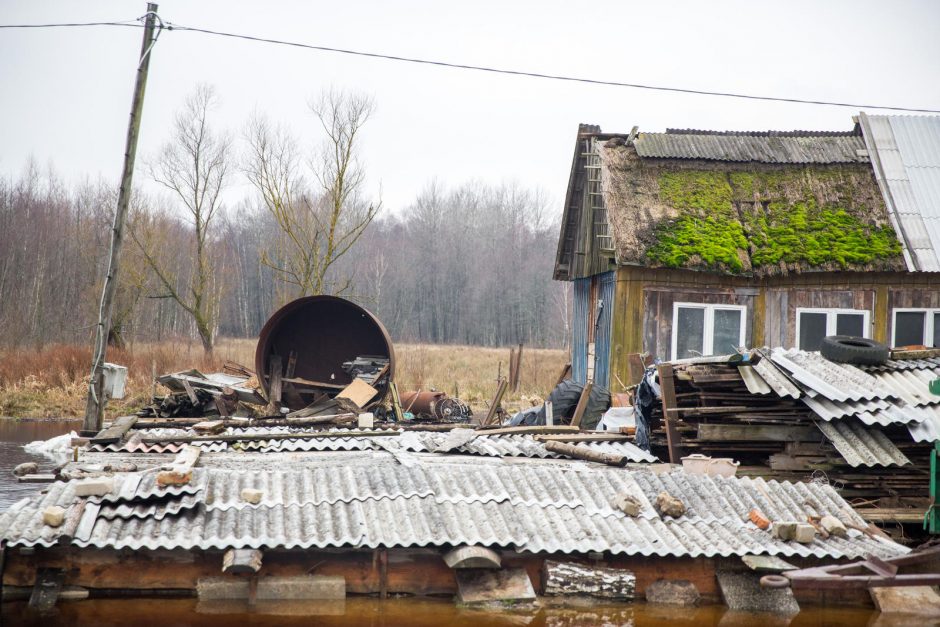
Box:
[42, 506, 66, 527]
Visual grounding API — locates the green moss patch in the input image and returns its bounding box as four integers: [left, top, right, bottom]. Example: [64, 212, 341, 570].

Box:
[647, 171, 748, 272]
[745, 199, 902, 267]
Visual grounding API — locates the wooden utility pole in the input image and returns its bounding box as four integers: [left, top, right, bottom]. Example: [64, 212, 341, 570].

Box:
[82, 4, 159, 435]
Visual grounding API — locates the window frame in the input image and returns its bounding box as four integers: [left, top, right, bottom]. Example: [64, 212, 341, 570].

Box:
[794, 307, 871, 350]
[891, 308, 940, 348]
[671, 302, 747, 361]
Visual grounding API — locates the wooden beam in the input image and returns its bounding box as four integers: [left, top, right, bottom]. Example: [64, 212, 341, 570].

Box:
[142, 430, 398, 444]
[29, 567, 64, 611]
[90, 415, 138, 445]
[476, 425, 579, 436]
[534, 433, 631, 443]
[697, 424, 818, 442]
[266, 355, 283, 415]
[657, 364, 682, 464]
[569, 381, 594, 428]
[482, 379, 508, 427]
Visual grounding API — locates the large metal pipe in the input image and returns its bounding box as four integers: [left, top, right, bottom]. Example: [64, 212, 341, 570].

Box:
[255, 296, 395, 410]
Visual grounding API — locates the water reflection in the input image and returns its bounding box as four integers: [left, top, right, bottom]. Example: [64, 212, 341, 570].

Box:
[1, 597, 887, 627]
[0, 419, 80, 509]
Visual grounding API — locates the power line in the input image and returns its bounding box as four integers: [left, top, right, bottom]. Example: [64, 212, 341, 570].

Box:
[0, 20, 142, 29]
[3, 17, 938, 113]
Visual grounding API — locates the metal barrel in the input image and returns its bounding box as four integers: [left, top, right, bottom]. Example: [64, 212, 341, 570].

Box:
[255, 296, 395, 410]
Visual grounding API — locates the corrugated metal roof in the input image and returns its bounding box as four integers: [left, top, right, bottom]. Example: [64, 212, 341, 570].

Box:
[861, 114, 940, 272]
[0, 460, 907, 561]
[633, 132, 866, 164]
[815, 419, 911, 468]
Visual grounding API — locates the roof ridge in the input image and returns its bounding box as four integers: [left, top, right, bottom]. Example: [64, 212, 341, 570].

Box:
[662, 128, 861, 137]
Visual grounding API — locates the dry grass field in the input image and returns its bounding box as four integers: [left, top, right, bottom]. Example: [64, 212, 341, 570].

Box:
[0, 339, 568, 419]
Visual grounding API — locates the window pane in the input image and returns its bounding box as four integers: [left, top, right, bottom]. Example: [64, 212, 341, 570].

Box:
[836, 313, 865, 337]
[934, 313, 940, 348]
[712, 309, 742, 355]
[799, 312, 827, 350]
[895, 311, 926, 347]
[675, 307, 705, 358]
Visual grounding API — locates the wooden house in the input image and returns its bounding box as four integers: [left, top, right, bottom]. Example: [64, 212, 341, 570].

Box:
[554, 113, 940, 392]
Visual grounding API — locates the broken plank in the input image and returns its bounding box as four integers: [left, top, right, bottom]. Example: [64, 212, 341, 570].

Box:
[481, 379, 508, 427]
[697, 424, 818, 442]
[570, 381, 594, 428]
[90, 415, 138, 445]
[534, 433, 632, 443]
[476, 425, 579, 436]
[336, 378, 378, 409]
[266, 355, 283, 415]
[142, 431, 399, 444]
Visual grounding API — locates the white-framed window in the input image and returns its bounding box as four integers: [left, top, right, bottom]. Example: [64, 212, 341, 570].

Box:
[671, 302, 746, 360]
[795, 308, 870, 351]
[892, 308, 940, 348]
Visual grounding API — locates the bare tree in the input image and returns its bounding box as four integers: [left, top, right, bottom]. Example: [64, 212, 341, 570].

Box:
[245, 88, 380, 297]
[132, 84, 230, 356]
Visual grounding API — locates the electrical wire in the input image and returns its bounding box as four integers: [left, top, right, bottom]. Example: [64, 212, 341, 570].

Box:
[166, 23, 940, 114]
[1, 17, 937, 113]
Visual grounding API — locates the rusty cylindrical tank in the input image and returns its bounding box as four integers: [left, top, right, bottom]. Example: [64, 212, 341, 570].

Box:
[255, 296, 395, 410]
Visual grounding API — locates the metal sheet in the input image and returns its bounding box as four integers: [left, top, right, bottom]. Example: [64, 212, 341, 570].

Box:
[593, 271, 616, 390]
[816, 420, 911, 468]
[634, 131, 866, 164]
[862, 114, 940, 271]
[571, 277, 591, 384]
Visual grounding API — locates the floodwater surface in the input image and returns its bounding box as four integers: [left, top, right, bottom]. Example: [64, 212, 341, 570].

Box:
[0, 597, 906, 627]
[0, 419, 80, 509]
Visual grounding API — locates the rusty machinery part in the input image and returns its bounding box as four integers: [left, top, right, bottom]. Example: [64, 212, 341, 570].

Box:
[255, 296, 395, 411]
[399, 390, 472, 422]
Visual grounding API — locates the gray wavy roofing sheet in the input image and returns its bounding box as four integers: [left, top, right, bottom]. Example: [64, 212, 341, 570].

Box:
[862, 357, 940, 372]
[862, 114, 940, 272]
[815, 420, 911, 468]
[907, 406, 940, 442]
[870, 368, 940, 406]
[633, 132, 866, 164]
[770, 349, 895, 403]
[0, 462, 908, 561]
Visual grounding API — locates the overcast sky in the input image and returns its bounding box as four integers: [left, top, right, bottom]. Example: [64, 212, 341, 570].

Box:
[2, 0, 939, 214]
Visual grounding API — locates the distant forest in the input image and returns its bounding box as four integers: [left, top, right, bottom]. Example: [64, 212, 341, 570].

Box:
[0, 163, 569, 351]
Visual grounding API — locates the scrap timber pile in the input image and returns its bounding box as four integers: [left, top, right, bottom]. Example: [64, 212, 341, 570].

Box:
[653, 348, 940, 526]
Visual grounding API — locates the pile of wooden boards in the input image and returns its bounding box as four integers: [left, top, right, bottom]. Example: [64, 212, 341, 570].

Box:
[653, 360, 933, 519]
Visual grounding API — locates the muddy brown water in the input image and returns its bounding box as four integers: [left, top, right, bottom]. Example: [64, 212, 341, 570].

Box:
[0, 597, 899, 627]
[0, 422, 912, 625]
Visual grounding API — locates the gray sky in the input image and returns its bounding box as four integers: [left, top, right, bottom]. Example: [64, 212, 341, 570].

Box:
[2, 0, 939, 214]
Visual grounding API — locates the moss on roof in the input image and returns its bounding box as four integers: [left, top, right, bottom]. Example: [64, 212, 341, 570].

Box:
[599, 144, 906, 276]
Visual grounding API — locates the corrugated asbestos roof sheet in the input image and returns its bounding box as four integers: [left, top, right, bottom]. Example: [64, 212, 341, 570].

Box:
[770, 349, 897, 403]
[861, 114, 940, 272]
[0, 459, 907, 560]
[90, 429, 657, 463]
[634, 131, 866, 164]
[815, 419, 911, 468]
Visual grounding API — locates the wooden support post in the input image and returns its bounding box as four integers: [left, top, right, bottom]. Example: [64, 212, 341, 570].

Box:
[389, 381, 405, 422]
[657, 364, 682, 464]
[555, 362, 572, 387]
[569, 381, 594, 429]
[509, 343, 524, 392]
[482, 379, 509, 427]
[378, 548, 388, 599]
[82, 4, 160, 435]
[29, 567, 65, 611]
[266, 355, 283, 416]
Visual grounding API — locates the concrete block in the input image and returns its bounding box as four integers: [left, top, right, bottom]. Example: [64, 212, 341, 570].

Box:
[240, 488, 263, 504]
[654, 492, 686, 518]
[717, 571, 799, 614]
[645, 579, 700, 606]
[13, 462, 38, 477]
[455, 568, 536, 604]
[870, 586, 940, 615]
[197, 577, 249, 600]
[772, 521, 815, 543]
[73, 477, 114, 497]
[820, 514, 847, 538]
[42, 506, 66, 527]
[256, 576, 346, 600]
[612, 494, 642, 517]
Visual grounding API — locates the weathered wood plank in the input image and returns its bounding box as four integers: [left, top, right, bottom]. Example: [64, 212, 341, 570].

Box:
[543, 560, 635, 599]
[90, 415, 138, 445]
[570, 381, 594, 428]
[543, 441, 627, 466]
[28, 567, 65, 611]
[657, 364, 682, 463]
[697, 424, 817, 442]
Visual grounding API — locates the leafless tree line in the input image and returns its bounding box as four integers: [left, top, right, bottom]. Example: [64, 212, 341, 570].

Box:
[0, 87, 569, 352]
